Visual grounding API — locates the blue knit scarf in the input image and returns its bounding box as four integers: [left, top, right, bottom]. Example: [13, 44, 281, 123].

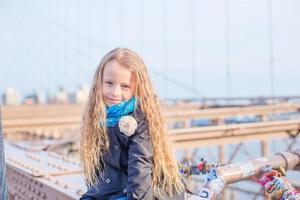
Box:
[105, 97, 136, 127]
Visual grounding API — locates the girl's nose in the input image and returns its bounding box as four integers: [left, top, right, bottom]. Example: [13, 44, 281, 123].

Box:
[111, 85, 121, 97]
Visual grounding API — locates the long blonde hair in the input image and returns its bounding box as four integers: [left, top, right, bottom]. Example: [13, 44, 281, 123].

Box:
[80, 48, 184, 196]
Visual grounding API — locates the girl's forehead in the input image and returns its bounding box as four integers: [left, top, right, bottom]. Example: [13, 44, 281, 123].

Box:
[102, 60, 134, 82]
[104, 60, 130, 74]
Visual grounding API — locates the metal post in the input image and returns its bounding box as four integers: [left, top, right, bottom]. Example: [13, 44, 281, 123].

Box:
[0, 107, 8, 200]
[219, 143, 227, 200]
[261, 140, 269, 157]
[218, 144, 226, 163]
[184, 119, 190, 128]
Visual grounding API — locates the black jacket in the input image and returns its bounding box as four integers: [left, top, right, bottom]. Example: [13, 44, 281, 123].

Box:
[80, 108, 154, 200]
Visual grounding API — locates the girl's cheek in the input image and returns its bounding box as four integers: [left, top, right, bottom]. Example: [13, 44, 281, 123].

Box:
[124, 92, 132, 100]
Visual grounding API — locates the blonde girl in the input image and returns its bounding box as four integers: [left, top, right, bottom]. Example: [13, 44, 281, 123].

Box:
[80, 48, 184, 200]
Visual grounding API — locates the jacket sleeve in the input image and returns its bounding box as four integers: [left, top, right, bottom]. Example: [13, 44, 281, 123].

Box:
[127, 118, 153, 200]
[80, 186, 96, 200]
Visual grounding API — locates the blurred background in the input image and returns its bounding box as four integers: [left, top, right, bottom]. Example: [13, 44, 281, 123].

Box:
[0, 0, 300, 102]
[1, 0, 300, 200]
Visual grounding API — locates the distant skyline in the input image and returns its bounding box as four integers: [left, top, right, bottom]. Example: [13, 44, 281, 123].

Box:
[0, 0, 300, 100]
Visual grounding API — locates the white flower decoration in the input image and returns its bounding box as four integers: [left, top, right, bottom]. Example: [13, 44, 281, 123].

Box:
[118, 115, 138, 136]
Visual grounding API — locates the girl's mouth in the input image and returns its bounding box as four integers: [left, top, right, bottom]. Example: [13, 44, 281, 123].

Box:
[107, 98, 121, 104]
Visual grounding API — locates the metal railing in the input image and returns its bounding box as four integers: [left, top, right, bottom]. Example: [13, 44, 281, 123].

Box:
[0, 107, 8, 200]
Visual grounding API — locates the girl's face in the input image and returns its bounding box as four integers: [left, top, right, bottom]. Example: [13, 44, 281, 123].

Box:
[102, 60, 136, 107]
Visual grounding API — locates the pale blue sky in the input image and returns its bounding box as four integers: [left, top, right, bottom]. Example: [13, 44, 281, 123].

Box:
[0, 0, 300, 100]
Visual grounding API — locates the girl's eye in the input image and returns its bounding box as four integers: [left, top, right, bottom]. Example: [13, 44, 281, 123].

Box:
[121, 85, 130, 89]
[105, 81, 113, 85]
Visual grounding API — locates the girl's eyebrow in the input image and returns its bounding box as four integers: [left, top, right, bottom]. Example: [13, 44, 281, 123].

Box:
[103, 78, 113, 81]
[103, 79, 130, 85]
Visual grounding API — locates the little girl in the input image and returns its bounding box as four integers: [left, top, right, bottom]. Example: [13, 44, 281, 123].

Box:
[80, 48, 185, 200]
